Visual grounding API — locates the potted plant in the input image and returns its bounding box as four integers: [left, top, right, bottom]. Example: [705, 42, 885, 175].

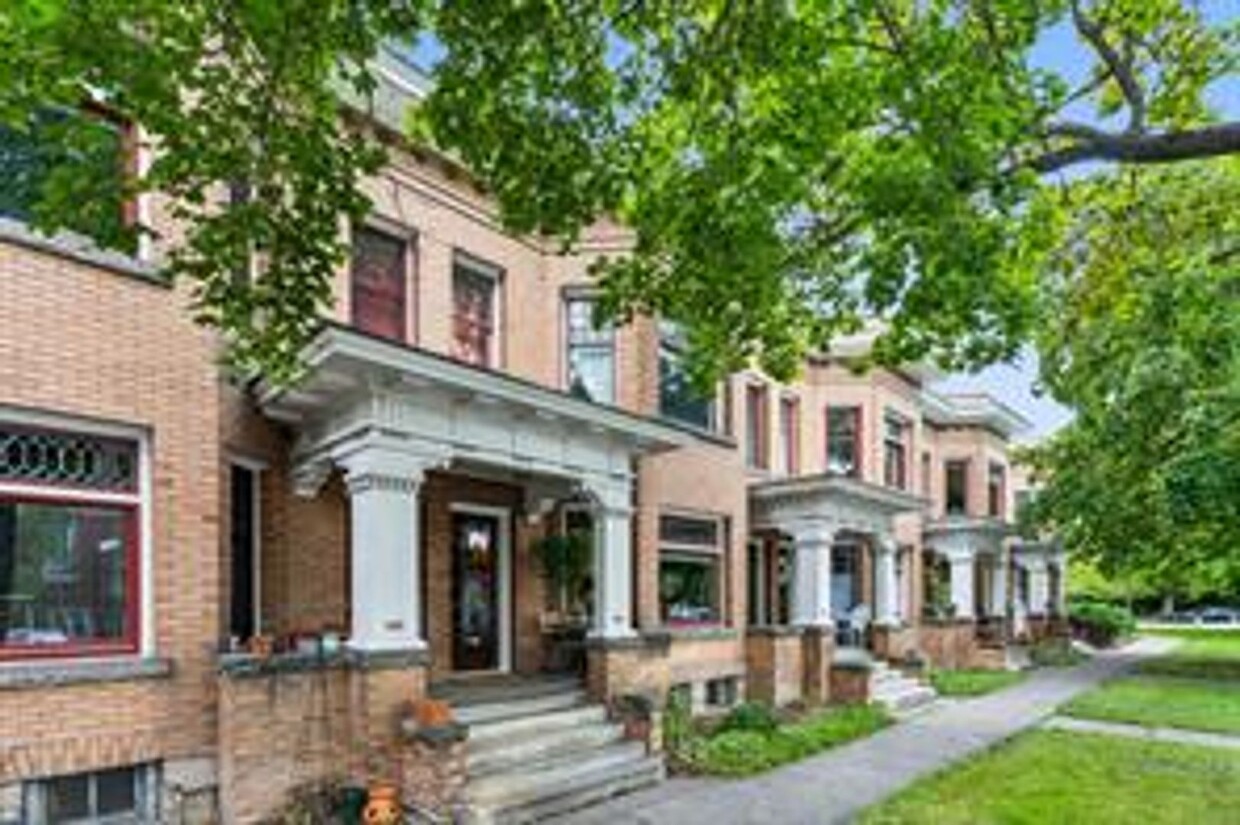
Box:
[532, 530, 593, 623]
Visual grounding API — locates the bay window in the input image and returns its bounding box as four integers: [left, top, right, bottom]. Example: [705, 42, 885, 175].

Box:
[825, 406, 861, 477]
[564, 295, 615, 404]
[0, 423, 142, 658]
[945, 460, 969, 516]
[883, 414, 909, 489]
[744, 383, 769, 469]
[659, 514, 725, 626]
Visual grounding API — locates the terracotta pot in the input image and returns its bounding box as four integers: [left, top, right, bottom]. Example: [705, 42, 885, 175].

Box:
[246, 634, 273, 660]
[362, 782, 402, 825]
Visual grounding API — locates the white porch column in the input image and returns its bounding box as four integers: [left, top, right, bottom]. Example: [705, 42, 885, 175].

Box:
[335, 437, 441, 652]
[791, 523, 835, 627]
[947, 549, 976, 620]
[587, 479, 637, 640]
[874, 537, 900, 626]
[990, 554, 1008, 618]
[1027, 557, 1051, 615]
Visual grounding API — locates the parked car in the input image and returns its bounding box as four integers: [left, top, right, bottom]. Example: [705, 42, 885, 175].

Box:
[1198, 606, 1240, 625]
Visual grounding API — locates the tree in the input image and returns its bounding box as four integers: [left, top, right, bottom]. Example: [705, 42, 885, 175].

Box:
[1024, 158, 1240, 598]
[0, 1, 1235, 383]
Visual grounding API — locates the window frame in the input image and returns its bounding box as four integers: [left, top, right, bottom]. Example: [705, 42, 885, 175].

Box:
[0, 411, 148, 662]
[824, 405, 862, 478]
[349, 222, 415, 344]
[779, 395, 800, 476]
[944, 459, 970, 516]
[658, 512, 726, 628]
[987, 461, 1006, 519]
[451, 251, 504, 369]
[562, 291, 617, 405]
[23, 763, 158, 824]
[744, 382, 769, 470]
[656, 322, 719, 432]
[882, 412, 909, 490]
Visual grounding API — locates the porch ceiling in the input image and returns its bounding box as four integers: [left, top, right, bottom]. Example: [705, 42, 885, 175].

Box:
[749, 473, 925, 537]
[255, 325, 702, 491]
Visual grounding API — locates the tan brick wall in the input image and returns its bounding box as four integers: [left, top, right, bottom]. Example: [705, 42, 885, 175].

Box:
[0, 240, 221, 782]
[744, 629, 804, 707]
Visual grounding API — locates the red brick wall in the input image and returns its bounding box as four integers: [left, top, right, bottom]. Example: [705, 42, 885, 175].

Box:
[0, 240, 222, 781]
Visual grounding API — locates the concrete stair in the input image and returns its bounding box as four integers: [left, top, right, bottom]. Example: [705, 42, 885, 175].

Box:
[434, 675, 664, 824]
[869, 660, 937, 714]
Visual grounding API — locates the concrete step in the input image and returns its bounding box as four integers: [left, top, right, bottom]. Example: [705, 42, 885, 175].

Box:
[874, 684, 938, 712]
[433, 675, 583, 706]
[467, 742, 661, 824]
[454, 690, 589, 726]
[469, 705, 610, 748]
[468, 721, 627, 776]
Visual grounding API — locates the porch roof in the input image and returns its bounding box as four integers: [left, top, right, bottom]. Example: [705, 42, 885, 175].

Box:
[256, 325, 705, 493]
[923, 516, 1012, 557]
[749, 473, 925, 537]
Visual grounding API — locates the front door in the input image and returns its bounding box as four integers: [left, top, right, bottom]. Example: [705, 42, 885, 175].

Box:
[452, 512, 501, 670]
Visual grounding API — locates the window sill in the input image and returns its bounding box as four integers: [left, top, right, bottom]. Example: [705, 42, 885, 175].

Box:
[0, 656, 172, 690]
[661, 624, 738, 642]
[0, 217, 165, 287]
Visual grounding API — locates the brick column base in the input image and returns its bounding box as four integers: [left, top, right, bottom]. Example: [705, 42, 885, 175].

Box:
[585, 634, 671, 706]
[800, 626, 836, 705]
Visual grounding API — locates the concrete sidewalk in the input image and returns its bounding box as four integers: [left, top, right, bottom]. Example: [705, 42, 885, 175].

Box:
[559, 637, 1175, 825]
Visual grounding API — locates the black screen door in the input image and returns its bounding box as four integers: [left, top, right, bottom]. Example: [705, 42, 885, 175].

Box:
[229, 465, 257, 641]
[452, 512, 500, 670]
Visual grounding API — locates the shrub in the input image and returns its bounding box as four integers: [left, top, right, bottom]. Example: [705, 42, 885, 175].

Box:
[1030, 637, 1089, 667]
[715, 701, 780, 736]
[1069, 600, 1136, 647]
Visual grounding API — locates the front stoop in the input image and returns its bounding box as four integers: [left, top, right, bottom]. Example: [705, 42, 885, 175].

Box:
[870, 660, 937, 713]
[434, 676, 664, 824]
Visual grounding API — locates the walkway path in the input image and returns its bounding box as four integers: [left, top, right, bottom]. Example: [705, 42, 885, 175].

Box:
[1044, 714, 1240, 750]
[560, 637, 1175, 825]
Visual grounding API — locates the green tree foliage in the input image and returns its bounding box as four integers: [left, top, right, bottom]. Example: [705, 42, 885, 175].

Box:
[0, 1, 1235, 384]
[1026, 158, 1240, 595]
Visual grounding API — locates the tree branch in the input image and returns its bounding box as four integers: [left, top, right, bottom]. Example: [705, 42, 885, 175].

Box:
[1030, 121, 1240, 173]
[1070, 0, 1145, 133]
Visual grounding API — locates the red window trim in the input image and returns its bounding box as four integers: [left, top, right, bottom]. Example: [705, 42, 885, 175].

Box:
[825, 405, 862, 478]
[0, 493, 141, 661]
[350, 225, 413, 344]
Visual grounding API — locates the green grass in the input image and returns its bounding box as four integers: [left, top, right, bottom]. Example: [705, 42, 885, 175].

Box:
[681, 704, 890, 777]
[1140, 628, 1240, 680]
[1063, 675, 1240, 734]
[930, 669, 1026, 697]
[861, 729, 1240, 824]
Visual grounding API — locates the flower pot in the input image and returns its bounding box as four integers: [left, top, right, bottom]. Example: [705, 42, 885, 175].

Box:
[362, 782, 402, 825]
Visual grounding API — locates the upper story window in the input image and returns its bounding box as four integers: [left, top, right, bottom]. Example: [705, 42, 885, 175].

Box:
[883, 414, 909, 490]
[988, 462, 1007, 518]
[0, 107, 135, 252]
[825, 406, 861, 477]
[659, 514, 725, 626]
[945, 459, 969, 516]
[921, 451, 932, 497]
[452, 255, 500, 368]
[658, 322, 716, 431]
[779, 396, 800, 475]
[564, 295, 615, 404]
[744, 383, 769, 470]
[0, 422, 143, 659]
[350, 226, 411, 343]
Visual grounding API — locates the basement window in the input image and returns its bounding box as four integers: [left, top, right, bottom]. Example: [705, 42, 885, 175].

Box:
[23, 764, 158, 824]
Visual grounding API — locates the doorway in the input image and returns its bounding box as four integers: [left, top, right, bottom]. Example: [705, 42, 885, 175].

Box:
[450, 505, 512, 671]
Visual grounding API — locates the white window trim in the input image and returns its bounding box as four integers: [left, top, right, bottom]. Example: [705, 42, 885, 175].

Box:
[658, 512, 727, 626]
[0, 405, 154, 659]
[448, 502, 513, 673]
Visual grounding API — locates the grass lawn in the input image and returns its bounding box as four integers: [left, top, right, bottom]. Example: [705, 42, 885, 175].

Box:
[1062, 675, 1240, 734]
[861, 729, 1240, 824]
[1140, 628, 1240, 680]
[679, 704, 890, 777]
[930, 669, 1026, 697]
